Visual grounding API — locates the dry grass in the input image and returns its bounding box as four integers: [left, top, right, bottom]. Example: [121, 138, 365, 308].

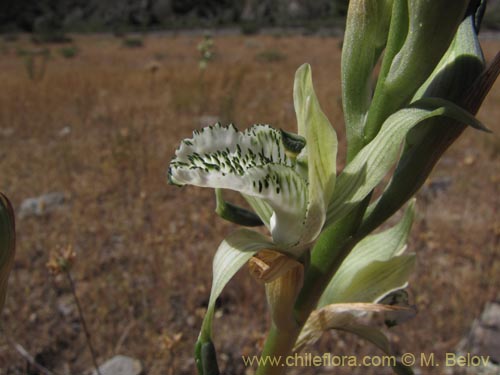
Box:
[0, 33, 498, 374]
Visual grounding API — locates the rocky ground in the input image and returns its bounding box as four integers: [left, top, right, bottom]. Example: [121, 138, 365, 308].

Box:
[0, 33, 498, 374]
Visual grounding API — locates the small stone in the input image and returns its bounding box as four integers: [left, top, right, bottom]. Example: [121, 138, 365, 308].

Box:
[421, 176, 453, 199]
[458, 302, 500, 370]
[29, 313, 37, 323]
[479, 301, 500, 328]
[58, 126, 71, 137]
[57, 295, 75, 317]
[468, 325, 500, 362]
[186, 315, 196, 327]
[463, 154, 476, 166]
[92, 355, 142, 375]
[19, 192, 66, 219]
[168, 222, 177, 233]
[180, 358, 195, 372]
[0, 128, 14, 137]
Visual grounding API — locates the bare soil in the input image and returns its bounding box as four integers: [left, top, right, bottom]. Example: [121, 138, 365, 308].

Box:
[0, 33, 498, 374]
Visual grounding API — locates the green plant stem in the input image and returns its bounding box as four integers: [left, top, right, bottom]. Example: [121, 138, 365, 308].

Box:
[295, 195, 370, 323]
[257, 198, 370, 374]
[66, 271, 102, 375]
[256, 239, 358, 375]
[255, 323, 301, 375]
[297, 238, 359, 323]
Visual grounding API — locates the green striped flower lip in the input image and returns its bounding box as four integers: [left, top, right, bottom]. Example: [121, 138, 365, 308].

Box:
[168, 123, 310, 249]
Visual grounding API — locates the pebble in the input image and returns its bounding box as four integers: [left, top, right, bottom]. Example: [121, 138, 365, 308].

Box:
[91, 355, 143, 375]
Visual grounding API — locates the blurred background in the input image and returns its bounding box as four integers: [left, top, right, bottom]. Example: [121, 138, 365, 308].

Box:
[1, 0, 500, 36]
[0, 1, 499, 374]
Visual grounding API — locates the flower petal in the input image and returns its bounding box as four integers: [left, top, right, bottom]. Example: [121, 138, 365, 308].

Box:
[242, 194, 273, 228]
[170, 124, 294, 178]
[293, 64, 338, 246]
[169, 124, 308, 247]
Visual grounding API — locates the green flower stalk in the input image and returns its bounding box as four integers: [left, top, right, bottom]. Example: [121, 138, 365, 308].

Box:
[167, 1, 498, 374]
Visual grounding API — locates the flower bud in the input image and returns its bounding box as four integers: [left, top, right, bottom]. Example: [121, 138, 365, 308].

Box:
[360, 6, 500, 235]
[364, 0, 469, 142]
[342, 0, 393, 160]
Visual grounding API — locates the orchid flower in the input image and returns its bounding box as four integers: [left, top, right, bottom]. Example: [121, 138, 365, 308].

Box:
[168, 63, 337, 371]
[170, 64, 337, 255]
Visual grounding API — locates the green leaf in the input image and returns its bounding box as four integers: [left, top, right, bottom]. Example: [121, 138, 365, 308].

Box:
[293, 64, 338, 245]
[0, 193, 15, 315]
[200, 341, 220, 375]
[325, 254, 416, 305]
[416, 98, 489, 132]
[319, 201, 415, 307]
[196, 229, 274, 373]
[169, 124, 308, 247]
[198, 229, 274, 342]
[325, 99, 486, 226]
[412, 15, 484, 103]
[214, 189, 263, 227]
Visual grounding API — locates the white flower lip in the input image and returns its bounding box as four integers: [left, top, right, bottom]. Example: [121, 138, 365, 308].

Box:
[168, 123, 309, 248]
